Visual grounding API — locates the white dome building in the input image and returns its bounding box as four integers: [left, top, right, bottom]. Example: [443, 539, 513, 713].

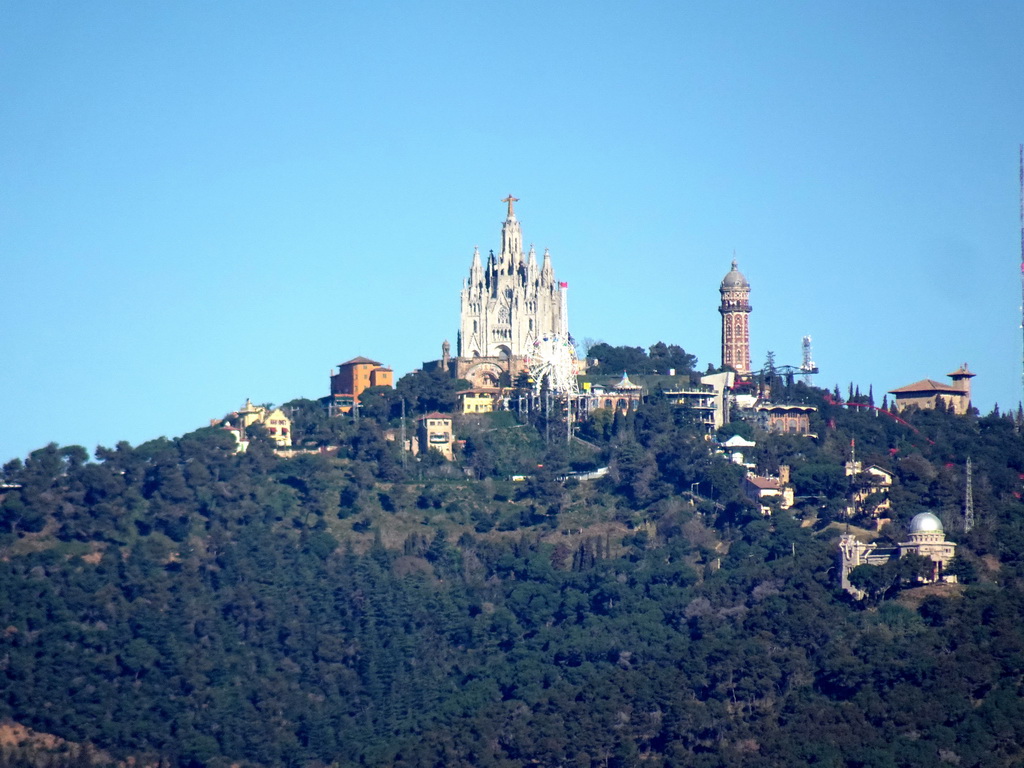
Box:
[909, 511, 943, 532]
[899, 512, 957, 583]
[839, 511, 959, 597]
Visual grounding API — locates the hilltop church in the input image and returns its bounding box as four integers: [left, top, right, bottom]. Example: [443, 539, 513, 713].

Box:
[427, 196, 568, 388]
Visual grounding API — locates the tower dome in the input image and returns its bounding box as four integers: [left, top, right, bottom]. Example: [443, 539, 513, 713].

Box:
[908, 512, 943, 534]
[721, 259, 749, 289]
[719, 259, 752, 375]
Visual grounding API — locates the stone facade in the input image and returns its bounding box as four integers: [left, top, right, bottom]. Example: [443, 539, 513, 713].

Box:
[719, 260, 752, 375]
[454, 197, 566, 387]
[888, 364, 975, 415]
[755, 404, 816, 435]
[588, 372, 644, 414]
[839, 512, 958, 597]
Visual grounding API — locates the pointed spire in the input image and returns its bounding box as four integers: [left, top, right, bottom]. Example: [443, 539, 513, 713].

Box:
[528, 243, 537, 269]
[614, 372, 641, 391]
[470, 245, 482, 280]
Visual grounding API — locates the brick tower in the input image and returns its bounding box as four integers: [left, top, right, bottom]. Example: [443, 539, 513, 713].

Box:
[719, 259, 751, 375]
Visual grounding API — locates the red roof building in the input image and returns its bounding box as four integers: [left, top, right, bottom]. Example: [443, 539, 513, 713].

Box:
[889, 364, 974, 415]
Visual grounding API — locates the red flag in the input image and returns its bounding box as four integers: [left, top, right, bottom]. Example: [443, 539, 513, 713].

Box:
[559, 282, 568, 288]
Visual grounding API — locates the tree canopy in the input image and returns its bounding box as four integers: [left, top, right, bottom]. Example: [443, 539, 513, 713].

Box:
[1, 380, 1024, 767]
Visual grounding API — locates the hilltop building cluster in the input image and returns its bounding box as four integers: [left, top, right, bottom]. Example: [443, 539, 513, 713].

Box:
[212, 195, 977, 460]
[205, 197, 977, 599]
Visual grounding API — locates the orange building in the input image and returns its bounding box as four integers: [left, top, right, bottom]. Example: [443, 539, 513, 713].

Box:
[329, 356, 393, 414]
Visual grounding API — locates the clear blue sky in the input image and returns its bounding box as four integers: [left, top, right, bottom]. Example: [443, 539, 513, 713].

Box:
[3, 1, 1023, 462]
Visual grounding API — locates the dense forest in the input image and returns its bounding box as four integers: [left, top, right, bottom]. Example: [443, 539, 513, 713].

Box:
[3, 370, 1024, 768]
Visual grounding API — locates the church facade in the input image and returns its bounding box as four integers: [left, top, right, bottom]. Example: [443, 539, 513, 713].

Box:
[443, 196, 567, 388]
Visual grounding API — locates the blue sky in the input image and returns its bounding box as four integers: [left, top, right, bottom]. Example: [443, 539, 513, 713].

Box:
[2, 1, 1023, 462]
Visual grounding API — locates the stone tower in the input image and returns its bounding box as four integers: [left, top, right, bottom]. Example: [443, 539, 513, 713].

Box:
[947, 363, 975, 409]
[719, 259, 752, 375]
[458, 196, 563, 360]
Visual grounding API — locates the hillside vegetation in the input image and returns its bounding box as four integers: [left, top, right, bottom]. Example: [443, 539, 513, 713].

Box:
[3, 382, 1024, 768]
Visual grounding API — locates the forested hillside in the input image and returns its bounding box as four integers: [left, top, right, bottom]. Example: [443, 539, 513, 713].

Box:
[3, 383, 1024, 768]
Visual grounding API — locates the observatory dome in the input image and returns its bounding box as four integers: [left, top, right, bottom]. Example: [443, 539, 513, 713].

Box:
[908, 512, 944, 534]
[721, 260, 749, 289]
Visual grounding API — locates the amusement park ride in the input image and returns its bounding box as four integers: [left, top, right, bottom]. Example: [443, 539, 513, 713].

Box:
[522, 283, 579, 441]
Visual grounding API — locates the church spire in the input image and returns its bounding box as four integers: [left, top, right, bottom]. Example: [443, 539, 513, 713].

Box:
[500, 195, 523, 263]
[469, 245, 482, 284]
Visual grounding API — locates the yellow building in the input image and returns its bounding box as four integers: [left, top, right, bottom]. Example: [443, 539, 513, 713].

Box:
[218, 399, 292, 451]
[844, 462, 893, 524]
[889, 363, 974, 415]
[457, 387, 504, 414]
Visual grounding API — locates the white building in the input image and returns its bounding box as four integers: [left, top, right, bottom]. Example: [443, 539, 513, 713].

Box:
[839, 512, 958, 598]
[453, 197, 567, 387]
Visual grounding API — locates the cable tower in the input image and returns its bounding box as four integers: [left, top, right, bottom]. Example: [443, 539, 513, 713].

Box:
[964, 456, 975, 533]
[801, 336, 815, 385]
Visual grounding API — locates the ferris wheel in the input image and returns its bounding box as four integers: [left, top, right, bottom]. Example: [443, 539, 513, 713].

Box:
[526, 333, 579, 396]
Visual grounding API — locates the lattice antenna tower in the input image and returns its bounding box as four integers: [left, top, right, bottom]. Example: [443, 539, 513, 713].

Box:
[801, 335, 815, 385]
[1020, 145, 1024, 398]
[964, 456, 975, 533]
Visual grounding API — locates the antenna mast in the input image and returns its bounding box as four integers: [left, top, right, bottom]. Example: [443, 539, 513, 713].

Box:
[964, 456, 975, 533]
[1020, 145, 1023, 398]
[801, 335, 815, 385]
